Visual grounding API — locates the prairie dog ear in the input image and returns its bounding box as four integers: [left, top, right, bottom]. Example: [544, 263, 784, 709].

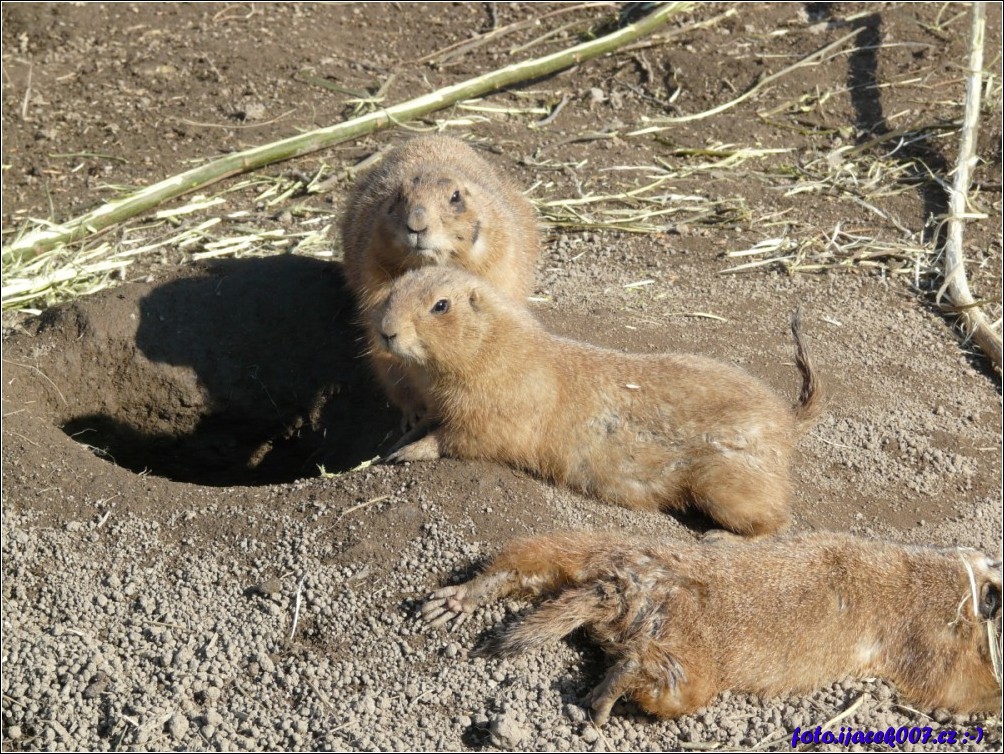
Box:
[469, 285, 482, 311]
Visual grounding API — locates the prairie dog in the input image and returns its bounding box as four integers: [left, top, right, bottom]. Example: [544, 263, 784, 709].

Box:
[340, 135, 540, 426]
[422, 531, 1003, 724]
[379, 268, 823, 536]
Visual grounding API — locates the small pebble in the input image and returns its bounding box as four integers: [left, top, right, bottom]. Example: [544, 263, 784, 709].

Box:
[203, 686, 222, 703]
[167, 713, 189, 740]
[82, 672, 110, 699]
[172, 646, 194, 668]
[490, 714, 530, 749]
[256, 578, 282, 596]
[564, 703, 586, 723]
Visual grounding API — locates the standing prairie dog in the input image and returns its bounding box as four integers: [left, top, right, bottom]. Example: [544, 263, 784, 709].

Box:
[422, 531, 1003, 724]
[379, 267, 823, 536]
[341, 135, 540, 426]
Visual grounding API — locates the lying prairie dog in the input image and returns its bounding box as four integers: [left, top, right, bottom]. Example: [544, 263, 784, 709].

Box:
[340, 135, 540, 428]
[422, 530, 1003, 725]
[379, 267, 823, 535]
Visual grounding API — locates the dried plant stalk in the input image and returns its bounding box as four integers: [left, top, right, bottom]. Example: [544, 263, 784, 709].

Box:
[936, 2, 1001, 371]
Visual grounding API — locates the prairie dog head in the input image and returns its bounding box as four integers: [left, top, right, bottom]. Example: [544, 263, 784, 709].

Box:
[381, 171, 487, 268]
[377, 268, 500, 372]
[945, 551, 1002, 709]
[958, 550, 1002, 636]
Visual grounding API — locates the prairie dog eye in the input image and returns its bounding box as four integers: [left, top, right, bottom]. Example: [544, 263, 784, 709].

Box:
[981, 582, 1000, 619]
[450, 190, 462, 204]
[431, 299, 450, 314]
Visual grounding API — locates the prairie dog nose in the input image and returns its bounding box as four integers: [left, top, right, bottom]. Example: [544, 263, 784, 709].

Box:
[406, 206, 428, 234]
[381, 330, 397, 348]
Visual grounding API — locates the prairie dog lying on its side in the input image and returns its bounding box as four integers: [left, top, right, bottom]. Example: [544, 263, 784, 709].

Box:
[422, 530, 1002, 725]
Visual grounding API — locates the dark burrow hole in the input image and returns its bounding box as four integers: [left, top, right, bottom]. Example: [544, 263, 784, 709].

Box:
[50, 256, 399, 487]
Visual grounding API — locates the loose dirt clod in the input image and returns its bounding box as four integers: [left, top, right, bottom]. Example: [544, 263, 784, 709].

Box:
[167, 713, 190, 741]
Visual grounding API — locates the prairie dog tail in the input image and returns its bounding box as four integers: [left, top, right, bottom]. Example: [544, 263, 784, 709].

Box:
[790, 307, 824, 431]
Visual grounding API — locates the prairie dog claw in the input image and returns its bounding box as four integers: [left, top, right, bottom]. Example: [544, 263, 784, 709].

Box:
[384, 432, 442, 464]
[421, 585, 476, 629]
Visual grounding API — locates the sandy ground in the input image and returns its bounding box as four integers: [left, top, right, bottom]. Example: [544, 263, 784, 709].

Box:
[2, 3, 1002, 751]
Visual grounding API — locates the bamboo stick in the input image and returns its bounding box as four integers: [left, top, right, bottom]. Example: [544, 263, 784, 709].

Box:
[2, 3, 693, 264]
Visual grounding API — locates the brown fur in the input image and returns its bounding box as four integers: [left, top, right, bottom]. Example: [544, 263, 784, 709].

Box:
[340, 135, 540, 426]
[422, 531, 1003, 724]
[379, 268, 824, 535]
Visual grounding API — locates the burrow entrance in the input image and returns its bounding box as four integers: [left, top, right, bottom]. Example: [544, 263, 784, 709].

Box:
[29, 256, 398, 487]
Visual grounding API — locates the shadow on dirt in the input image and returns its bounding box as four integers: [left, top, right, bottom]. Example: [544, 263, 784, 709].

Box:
[60, 255, 398, 486]
[846, 11, 950, 233]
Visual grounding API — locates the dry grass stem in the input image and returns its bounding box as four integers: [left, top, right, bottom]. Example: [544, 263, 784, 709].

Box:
[289, 576, 306, 641]
[933, 2, 1001, 370]
[338, 495, 392, 520]
[630, 28, 861, 131]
